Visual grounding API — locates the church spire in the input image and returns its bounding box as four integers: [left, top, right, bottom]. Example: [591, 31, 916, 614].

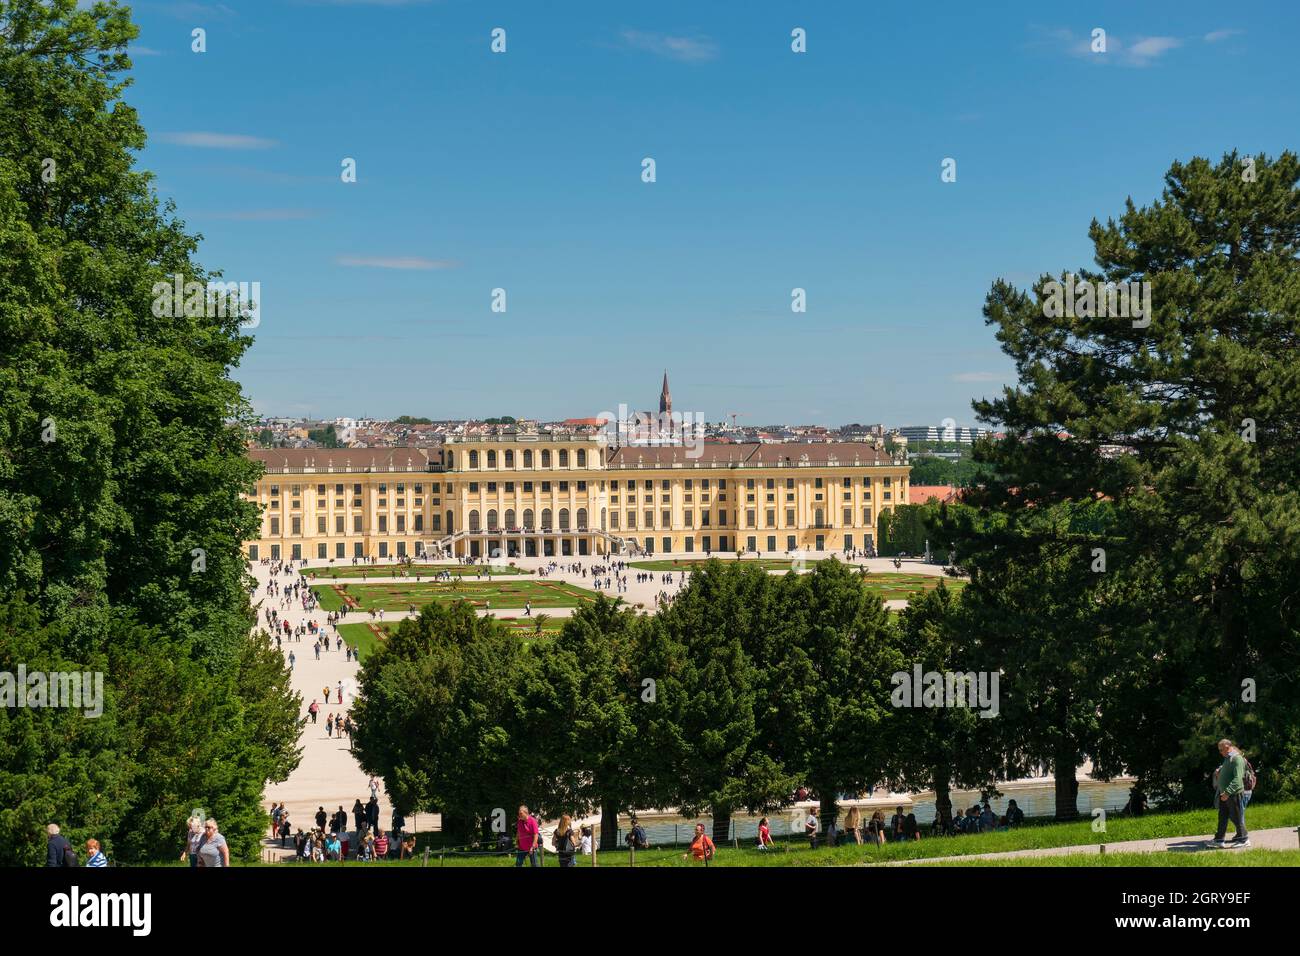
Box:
[659, 370, 671, 415]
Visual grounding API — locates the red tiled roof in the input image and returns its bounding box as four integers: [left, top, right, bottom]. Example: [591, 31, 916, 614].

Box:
[908, 484, 961, 504]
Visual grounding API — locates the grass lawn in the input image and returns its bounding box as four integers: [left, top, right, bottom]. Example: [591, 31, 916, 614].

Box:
[289, 801, 1300, 868]
[335, 622, 390, 662]
[337, 616, 563, 661]
[918, 849, 1300, 867]
[313, 580, 594, 613]
[630, 559, 966, 602]
[304, 564, 526, 580]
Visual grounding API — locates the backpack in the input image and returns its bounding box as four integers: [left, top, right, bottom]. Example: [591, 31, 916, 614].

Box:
[1244, 759, 1257, 792]
[63, 845, 79, 868]
[553, 829, 575, 855]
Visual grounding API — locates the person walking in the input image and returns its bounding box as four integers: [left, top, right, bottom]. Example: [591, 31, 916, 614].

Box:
[551, 814, 577, 868]
[308, 699, 319, 724]
[685, 823, 715, 864]
[46, 824, 74, 867]
[180, 817, 203, 867]
[1208, 739, 1250, 848]
[844, 806, 862, 845]
[316, 807, 327, 831]
[514, 805, 540, 867]
[196, 818, 230, 867]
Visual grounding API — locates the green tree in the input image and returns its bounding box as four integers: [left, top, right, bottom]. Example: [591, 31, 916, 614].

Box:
[527, 596, 651, 849]
[760, 560, 904, 830]
[0, 0, 299, 862]
[351, 602, 541, 844]
[958, 151, 1300, 806]
[887, 582, 1005, 830]
[640, 561, 794, 842]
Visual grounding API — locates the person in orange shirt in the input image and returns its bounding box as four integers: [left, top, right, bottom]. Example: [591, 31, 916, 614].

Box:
[684, 823, 715, 863]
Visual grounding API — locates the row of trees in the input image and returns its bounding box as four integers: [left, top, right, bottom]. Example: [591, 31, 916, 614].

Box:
[0, 1, 300, 865]
[353, 561, 999, 847]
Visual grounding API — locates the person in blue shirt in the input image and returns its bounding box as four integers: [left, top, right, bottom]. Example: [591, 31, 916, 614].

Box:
[85, 839, 108, 867]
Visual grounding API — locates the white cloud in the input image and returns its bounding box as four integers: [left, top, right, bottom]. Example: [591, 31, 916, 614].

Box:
[1125, 36, 1182, 65]
[158, 132, 278, 149]
[1036, 27, 1184, 67]
[335, 256, 458, 270]
[619, 29, 718, 62]
[1204, 28, 1245, 43]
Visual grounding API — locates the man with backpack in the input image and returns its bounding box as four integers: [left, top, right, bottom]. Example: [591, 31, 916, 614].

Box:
[1208, 738, 1251, 848]
[46, 824, 76, 867]
[624, 815, 649, 853]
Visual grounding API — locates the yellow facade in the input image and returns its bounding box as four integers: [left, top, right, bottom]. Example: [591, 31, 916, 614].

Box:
[243, 437, 910, 562]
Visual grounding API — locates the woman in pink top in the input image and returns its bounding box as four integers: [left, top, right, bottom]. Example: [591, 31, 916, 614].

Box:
[515, 805, 540, 867]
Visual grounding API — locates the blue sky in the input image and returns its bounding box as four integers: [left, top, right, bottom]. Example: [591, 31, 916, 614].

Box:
[119, 0, 1298, 426]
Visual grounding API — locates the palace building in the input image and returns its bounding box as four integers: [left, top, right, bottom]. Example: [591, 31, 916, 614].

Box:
[242, 384, 911, 562]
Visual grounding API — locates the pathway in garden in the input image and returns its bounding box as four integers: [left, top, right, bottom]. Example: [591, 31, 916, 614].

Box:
[883, 825, 1299, 865]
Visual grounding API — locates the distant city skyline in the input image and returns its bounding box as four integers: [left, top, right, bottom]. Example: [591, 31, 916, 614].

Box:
[119, 1, 1290, 423]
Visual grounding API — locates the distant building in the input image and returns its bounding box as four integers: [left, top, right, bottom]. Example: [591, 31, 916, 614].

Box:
[897, 424, 992, 444]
